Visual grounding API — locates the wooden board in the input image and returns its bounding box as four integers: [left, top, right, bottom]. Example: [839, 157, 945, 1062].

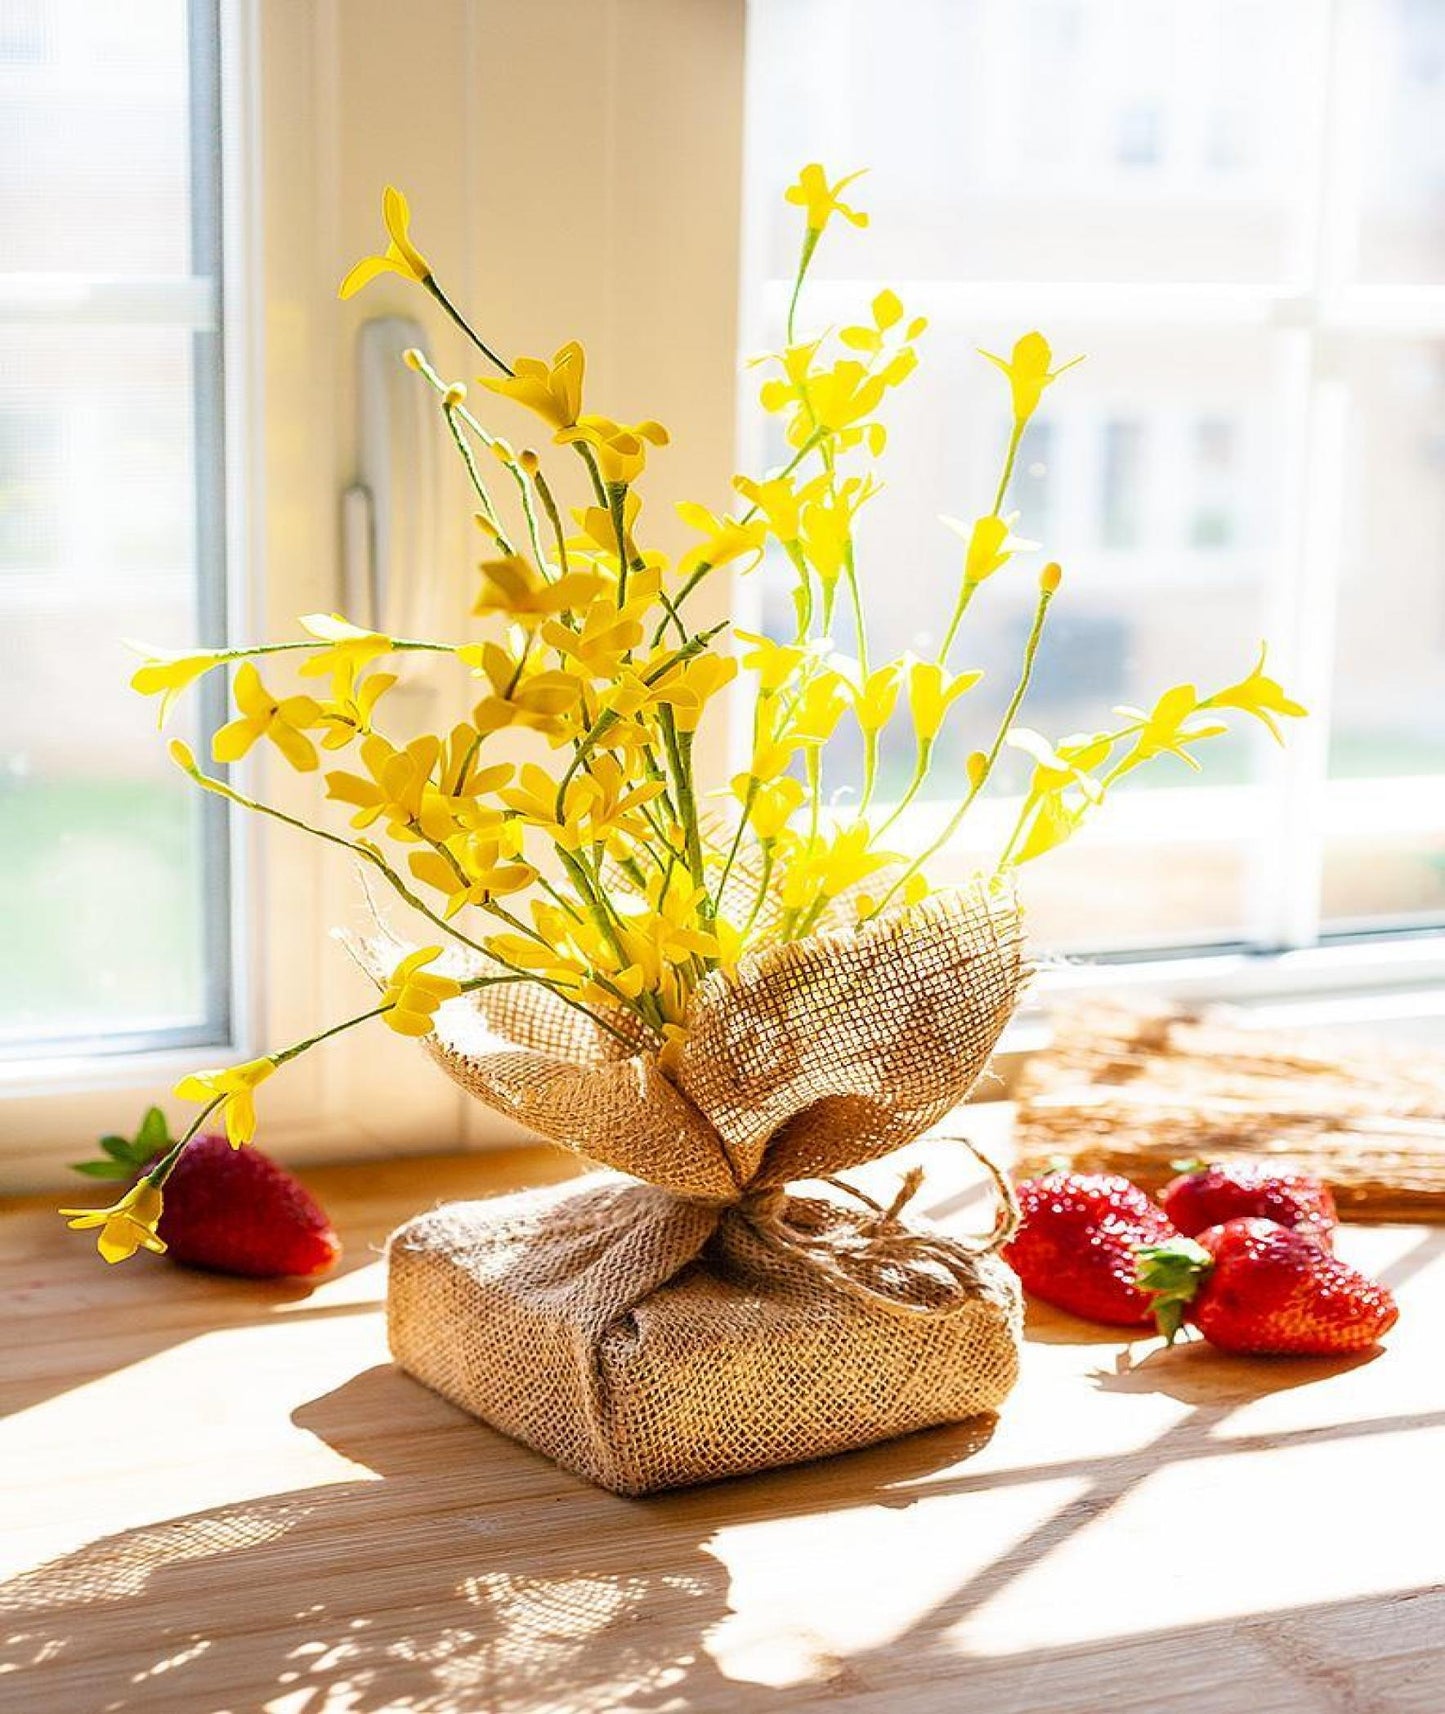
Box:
[3, 1118, 1442, 1714]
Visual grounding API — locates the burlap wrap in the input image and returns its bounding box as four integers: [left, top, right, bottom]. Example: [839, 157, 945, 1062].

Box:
[387, 880, 1028, 1495]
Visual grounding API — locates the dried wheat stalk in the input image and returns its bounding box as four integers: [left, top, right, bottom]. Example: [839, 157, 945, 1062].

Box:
[1014, 999, 1445, 1222]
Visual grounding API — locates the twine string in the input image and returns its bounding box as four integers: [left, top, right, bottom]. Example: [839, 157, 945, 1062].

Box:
[733, 1135, 1018, 1321]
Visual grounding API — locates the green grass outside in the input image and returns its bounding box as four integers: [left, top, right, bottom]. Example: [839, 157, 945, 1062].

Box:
[0, 777, 211, 1045]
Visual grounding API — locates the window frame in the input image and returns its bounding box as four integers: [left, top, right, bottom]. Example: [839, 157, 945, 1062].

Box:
[0, 0, 259, 1177]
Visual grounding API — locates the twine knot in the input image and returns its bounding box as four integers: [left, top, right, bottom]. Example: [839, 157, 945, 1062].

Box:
[731, 1139, 1019, 1321]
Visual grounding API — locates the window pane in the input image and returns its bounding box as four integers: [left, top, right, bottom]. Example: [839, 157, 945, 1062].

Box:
[0, 0, 227, 1056]
[745, 0, 1445, 966]
[1321, 336, 1445, 933]
[0, 1, 195, 275]
[746, 0, 1321, 286]
[748, 311, 1289, 953]
[1354, 0, 1445, 284]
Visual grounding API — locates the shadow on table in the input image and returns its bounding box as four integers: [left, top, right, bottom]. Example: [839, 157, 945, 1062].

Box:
[5, 1357, 1442, 1714]
[0, 1364, 997, 1714]
[0, 1244, 385, 1424]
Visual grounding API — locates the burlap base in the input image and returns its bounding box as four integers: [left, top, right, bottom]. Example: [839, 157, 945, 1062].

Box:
[388, 1173, 1023, 1496]
[384, 880, 1029, 1495]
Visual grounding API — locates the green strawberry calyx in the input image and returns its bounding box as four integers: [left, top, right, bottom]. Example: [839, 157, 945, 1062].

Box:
[1136, 1237, 1214, 1344]
[70, 1106, 177, 1180]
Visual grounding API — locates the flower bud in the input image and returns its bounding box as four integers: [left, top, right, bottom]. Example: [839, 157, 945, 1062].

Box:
[519, 449, 540, 476]
[442, 382, 467, 407]
[1039, 562, 1062, 595]
[966, 751, 989, 790]
[402, 347, 425, 371]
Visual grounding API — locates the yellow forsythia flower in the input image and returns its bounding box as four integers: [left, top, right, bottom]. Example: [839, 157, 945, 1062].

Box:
[1120, 685, 1229, 771]
[656, 654, 739, 734]
[784, 163, 869, 234]
[978, 332, 1083, 424]
[59, 1179, 167, 1266]
[733, 774, 804, 841]
[735, 630, 811, 695]
[473, 555, 601, 626]
[213, 663, 321, 773]
[128, 644, 229, 725]
[1201, 643, 1308, 743]
[338, 185, 431, 298]
[675, 503, 768, 578]
[296, 612, 394, 678]
[173, 1057, 277, 1149]
[380, 947, 463, 1037]
[907, 660, 983, 743]
[480, 342, 585, 432]
[408, 835, 534, 917]
[849, 662, 903, 736]
[942, 512, 1038, 586]
[732, 472, 822, 544]
[556, 415, 670, 487]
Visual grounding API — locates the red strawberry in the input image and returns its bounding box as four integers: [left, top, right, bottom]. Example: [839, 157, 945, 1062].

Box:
[1138, 1217, 1397, 1355]
[1160, 1161, 1337, 1244]
[1005, 1173, 1179, 1327]
[157, 1134, 342, 1279]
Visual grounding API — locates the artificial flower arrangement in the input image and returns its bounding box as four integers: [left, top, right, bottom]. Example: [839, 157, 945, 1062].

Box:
[62, 166, 1304, 1493]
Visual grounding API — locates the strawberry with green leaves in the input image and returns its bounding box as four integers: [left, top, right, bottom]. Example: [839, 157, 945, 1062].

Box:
[1138, 1218, 1397, 1355]
[71, 1108, 341, 1281]
[1004, 1172, 1180, 1327]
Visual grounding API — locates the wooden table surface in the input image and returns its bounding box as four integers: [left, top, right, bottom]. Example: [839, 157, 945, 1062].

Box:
[3, 1118, 1442, 1714]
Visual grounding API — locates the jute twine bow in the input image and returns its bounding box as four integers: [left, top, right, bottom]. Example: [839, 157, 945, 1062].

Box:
[732, 1137, 1020, 1322]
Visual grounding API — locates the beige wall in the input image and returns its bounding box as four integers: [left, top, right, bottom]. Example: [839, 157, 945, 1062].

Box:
[262, 0, 749, 1161]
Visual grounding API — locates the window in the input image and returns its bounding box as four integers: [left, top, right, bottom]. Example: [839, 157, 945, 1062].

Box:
[0, 0, 229, 1057]
[742, 0, 1445, 969]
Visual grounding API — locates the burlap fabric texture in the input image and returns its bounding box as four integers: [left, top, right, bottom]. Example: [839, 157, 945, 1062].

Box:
[387, 880, 1029, 1495]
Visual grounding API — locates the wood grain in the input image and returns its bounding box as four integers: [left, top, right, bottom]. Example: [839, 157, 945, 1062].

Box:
[3, 1119, 1442, 1714]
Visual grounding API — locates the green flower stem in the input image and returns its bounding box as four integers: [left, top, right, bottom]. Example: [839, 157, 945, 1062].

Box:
[422, 275, 513, 378]
[872, 583, 1056, 915]
[876, 739, 932, 839]
[662, 711, 708, 914]
[502, 632, 535, 700]
[937, 578, 979, 666]
[793, 891, 830, 940]
[787, 228, 820, 346]
[503, 457, 550, 571]
[148, 1097, 224, 1186]
[991, 418, 1025, 517]
[441, 398, 513, 549]
[176, 749, 498, 963]
[716, 775, 759, 906]
[574, 439, 609, 507]
[650, 560, 713, 649]
[843, 538, 869, 673]
[859, 729, 880, 815]
[995, 792, 1043, 870]
[532, 467, 571, 577]
[606, 482, 633, 605]
[740, 844, 775, 938]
